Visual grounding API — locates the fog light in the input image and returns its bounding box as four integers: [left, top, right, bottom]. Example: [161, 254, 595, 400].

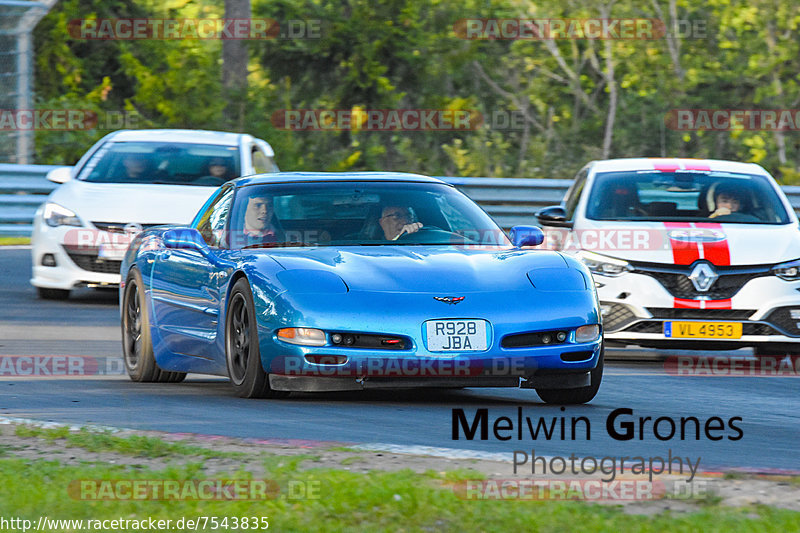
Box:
[277, 328, 326, 346]
[331, 333, 343, 344]
[343, 335, 355, 346]
[41, 254, 56, 267]
[575, 324, 600, 343]
[790, 309, 800, 320]
[541, 334, 552, 344]
[556, 331, 567, 342]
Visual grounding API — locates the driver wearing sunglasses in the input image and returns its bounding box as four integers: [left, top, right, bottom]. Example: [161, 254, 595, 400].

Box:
[378, 206, 423, 240]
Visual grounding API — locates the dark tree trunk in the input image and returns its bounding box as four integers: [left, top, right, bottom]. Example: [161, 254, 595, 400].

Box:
[222, 0, 251, 131]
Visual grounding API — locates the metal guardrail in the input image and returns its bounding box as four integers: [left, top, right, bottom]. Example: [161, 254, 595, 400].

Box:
[2, 164, 800, 237]
[443, 176, 575, 229]
[0, 163, 61, 236]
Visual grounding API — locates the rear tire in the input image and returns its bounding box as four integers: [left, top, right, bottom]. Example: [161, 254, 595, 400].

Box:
[536, 345, 604, 405]
[225, 278, 288, 399]
[121, 268, 187, 383]
[37, 287, 69, 300]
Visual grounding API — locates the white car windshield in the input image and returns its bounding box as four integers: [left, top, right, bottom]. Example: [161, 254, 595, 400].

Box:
[77, 141, 241, 186]
[586, 171, 791, 224]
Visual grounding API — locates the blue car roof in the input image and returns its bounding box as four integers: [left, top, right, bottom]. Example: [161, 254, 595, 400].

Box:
[234, 171, 450, 187]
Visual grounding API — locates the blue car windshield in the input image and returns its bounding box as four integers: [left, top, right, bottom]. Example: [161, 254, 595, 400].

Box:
[586, 171, 791, 224]
[77, 141, 241, 186]
[224, 181, 511, 248]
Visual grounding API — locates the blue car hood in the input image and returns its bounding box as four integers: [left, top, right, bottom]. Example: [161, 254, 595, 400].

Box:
[263, 246, 572, 293]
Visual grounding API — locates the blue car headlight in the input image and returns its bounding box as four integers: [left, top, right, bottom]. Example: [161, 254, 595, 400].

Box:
[277, 328, 327, 346]
[772, 259, 800, 281]
[575, 324, 601, 343]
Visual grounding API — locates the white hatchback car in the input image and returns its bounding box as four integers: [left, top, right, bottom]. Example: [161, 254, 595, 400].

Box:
[537, 158, 800, 356]
[31, 129, 278, 299]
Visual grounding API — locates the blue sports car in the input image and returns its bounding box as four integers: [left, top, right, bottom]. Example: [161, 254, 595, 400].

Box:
[120, 172, 604, 403]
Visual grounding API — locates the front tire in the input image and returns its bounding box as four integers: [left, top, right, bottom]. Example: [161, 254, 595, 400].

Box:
[121, 268, 186, 383]
[536, 345, 604, 405]
[225, 278, 287, 399]
[753, 345, 793, 358]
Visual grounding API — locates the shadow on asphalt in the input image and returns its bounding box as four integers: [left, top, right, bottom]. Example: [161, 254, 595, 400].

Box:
[145, 378, 589, 407]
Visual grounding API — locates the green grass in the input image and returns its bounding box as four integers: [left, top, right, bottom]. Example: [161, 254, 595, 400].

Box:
[0, 236, 30, 245]
[5, 427, 800, 531]
[14, 426, 245, 459]
[325, 446, 363, 453]
[0, 456, 797, 532]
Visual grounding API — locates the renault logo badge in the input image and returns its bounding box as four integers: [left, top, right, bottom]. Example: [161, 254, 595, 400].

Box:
[688, 262, 718, 292]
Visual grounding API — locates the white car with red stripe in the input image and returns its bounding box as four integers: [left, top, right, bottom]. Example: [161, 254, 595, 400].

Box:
[536, 158, 800, 355]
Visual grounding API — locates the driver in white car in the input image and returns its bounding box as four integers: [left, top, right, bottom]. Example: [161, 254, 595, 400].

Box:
[121, 154, 148, 180]
[708, 183, 760, 222]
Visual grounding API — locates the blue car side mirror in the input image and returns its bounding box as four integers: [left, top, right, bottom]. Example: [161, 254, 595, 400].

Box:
[510, 225, 544, 248]
[162, 228, 211, 254]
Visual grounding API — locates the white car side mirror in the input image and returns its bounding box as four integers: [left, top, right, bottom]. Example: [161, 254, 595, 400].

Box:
[46, 166, 73, 184]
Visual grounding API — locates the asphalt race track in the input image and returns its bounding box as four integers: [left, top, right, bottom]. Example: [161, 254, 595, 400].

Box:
[1, 248, 797, 473]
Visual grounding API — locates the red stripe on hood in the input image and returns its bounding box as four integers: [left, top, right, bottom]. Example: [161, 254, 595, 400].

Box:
[664, 222, 700, 265]
[694, 222, 730, 266]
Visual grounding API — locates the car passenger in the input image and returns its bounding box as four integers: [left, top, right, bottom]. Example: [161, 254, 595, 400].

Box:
[193, 157, 234, 186]
[241, 194, 284, 246]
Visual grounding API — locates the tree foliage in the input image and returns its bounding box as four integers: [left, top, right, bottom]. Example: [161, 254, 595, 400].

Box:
[30, 0, 800, 182]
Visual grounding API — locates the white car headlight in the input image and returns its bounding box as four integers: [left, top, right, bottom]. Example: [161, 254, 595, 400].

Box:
[43, 202, 83, 227]
[772, 259, 800, 281]
[576, 250, 632, 277]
